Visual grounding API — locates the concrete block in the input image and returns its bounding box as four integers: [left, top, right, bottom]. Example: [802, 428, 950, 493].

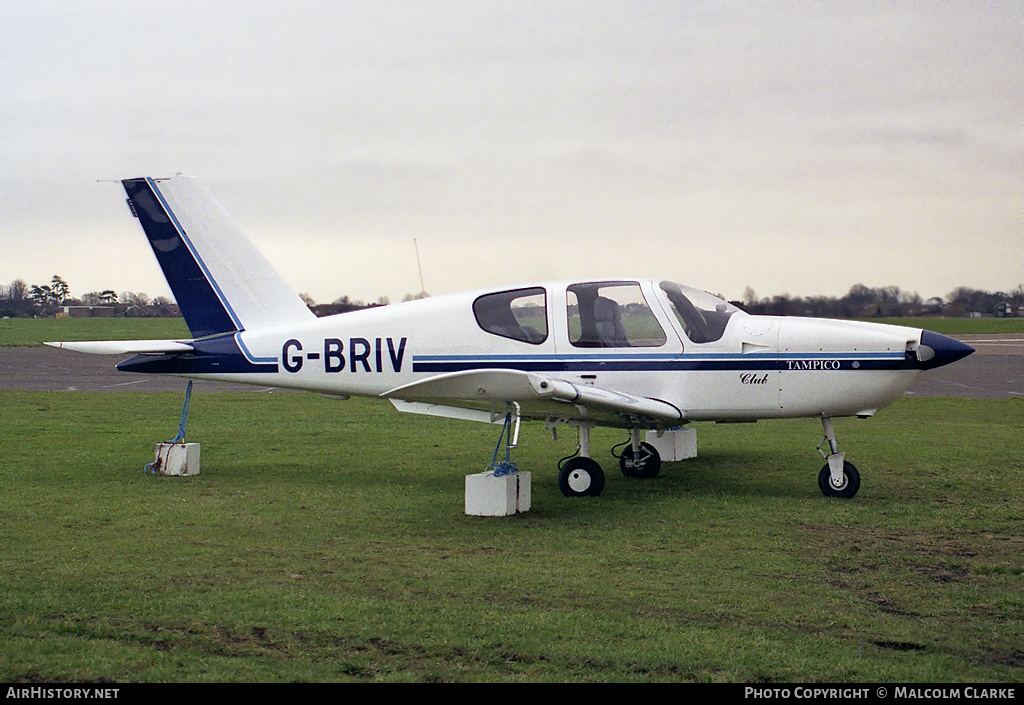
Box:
[645, 428, 697, 462]
[151, 443, 200, 476]
[465, 471, 531, 516]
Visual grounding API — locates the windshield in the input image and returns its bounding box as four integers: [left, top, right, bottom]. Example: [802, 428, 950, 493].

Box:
[659, 281, 742, 344]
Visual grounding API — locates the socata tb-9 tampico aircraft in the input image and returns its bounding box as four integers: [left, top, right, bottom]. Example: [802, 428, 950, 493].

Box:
[49, 176, 974, 499]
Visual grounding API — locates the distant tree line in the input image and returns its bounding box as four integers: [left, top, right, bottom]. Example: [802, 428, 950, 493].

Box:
[737, 283, 1024, 318]
[0, 276, 177, 318]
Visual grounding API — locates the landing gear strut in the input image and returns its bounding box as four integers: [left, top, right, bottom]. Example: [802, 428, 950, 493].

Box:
[817, 417, 860, 498]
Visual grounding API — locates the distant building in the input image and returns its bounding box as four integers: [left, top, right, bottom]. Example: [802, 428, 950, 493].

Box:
[60, 305, 115, 318]
[116, 303, 181, 318]
[994, 302, 1018, 318]
[58, 303, 181, 318]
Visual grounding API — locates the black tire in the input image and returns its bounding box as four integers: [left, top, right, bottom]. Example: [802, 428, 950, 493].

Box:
[559, 457, 605, 497]
[619, 442, 662, 479]
[818, 461, 861, 498]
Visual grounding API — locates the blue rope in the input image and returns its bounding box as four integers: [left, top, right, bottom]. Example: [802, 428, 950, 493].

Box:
[487, 413, 518, 476]
[144, 381, 193, 475]
[167, 379, 193, 440]
[168, 380, 194, 444]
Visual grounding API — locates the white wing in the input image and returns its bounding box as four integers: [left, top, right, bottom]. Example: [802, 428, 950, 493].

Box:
[382, 368, 681, 428]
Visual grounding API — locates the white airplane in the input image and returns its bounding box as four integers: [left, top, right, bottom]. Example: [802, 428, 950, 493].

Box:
[49, 175, 974, 499]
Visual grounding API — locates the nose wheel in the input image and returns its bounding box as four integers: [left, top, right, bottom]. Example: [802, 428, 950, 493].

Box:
[817, 417, 861, 498]
[818, 459, 860, 498]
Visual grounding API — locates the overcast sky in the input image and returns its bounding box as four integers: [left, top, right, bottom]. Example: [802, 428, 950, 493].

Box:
[2, 1, 1021, 306]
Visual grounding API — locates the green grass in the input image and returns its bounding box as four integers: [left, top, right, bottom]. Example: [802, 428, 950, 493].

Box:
[1, 392, 1021, 682]
[0, 318, 191, 347]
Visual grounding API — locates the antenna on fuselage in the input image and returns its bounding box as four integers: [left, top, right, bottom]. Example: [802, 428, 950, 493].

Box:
[414, 238, 428, 299]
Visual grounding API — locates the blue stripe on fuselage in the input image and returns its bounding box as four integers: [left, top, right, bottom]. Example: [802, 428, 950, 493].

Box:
[114, 348, 917, 378]
[411, 352, 912, 374]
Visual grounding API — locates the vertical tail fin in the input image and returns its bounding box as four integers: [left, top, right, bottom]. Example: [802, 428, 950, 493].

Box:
[122, 176, 315, 338]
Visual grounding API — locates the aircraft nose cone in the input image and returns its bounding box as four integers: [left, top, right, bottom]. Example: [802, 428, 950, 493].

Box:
[917, 330, 975, 370]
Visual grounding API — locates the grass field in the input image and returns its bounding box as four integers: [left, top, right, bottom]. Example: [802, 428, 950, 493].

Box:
[1, 390, 1021, 682]
[1, 315, 1022, 347]
[0, 318, 191, 347]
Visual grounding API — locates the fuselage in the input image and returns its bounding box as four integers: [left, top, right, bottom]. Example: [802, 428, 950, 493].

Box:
[119, 278, 972, 426]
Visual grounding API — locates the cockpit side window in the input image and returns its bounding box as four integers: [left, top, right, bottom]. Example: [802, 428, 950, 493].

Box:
[567, 281, 667, 348]
[659, 281, 738, 344]
[473, 288, 548, 345]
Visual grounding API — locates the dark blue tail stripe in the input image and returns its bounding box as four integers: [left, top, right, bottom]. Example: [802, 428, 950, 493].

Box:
[145, 179, 245, 332]
[122, 178, 239, 338]
[116, 334, 278, 375]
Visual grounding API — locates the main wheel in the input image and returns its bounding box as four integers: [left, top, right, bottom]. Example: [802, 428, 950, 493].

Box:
[619, 442, 662, 478]
[559, 457, 606, 497]
[818, 461, 860, 498]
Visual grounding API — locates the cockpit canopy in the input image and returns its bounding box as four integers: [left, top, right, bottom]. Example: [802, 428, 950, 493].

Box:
[473, 280, 743, 347]
[658, 281, 742, 344]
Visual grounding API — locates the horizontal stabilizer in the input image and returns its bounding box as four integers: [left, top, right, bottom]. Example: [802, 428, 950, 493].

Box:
[44, 340, 195, 355]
